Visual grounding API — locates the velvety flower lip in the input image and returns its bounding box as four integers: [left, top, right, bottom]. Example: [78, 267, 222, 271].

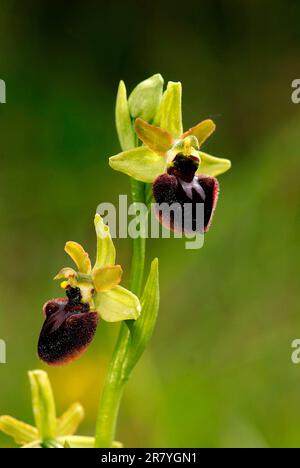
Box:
[152, 150, 219, 234]
[153, 170, 219, 234]
[38, 287, 98, 366]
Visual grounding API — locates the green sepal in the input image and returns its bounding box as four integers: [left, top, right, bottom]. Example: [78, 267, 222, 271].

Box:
[94, 285, 141, 322]
[0, 416, 38, 445]
[109, 146, 167, 183]
[197, 151, 232, 176]
[115, 80, 135, 151]
[160, 81, 183, 138]
[28, 370, 57, 441]
[56, 403, 84, 437]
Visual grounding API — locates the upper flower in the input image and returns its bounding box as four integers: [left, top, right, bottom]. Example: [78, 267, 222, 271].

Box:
[109, 80, 231, 183]
[38, 214, 141, 366]
[110, 78, 231, 233]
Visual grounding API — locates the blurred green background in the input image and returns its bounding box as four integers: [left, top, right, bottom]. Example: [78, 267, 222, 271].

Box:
[0, 0, 300, 448]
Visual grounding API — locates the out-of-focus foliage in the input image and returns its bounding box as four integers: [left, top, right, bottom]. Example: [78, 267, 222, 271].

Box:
[0, 0, 300, 448]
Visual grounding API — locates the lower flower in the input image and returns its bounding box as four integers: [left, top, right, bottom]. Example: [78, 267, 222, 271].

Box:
[38, 214, 141, 367]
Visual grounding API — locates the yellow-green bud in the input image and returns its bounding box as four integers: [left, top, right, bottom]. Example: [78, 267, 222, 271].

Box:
[128, 74, 164, 122]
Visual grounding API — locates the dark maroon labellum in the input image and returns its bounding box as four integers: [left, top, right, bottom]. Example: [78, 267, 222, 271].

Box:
[38, 287, 98, 366]
[153, 154, 219, 234]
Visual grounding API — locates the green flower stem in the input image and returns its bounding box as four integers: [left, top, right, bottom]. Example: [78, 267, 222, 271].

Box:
[94, 179, 147, 448]
[129, 179, 147, 296]
[94, 324, 130, 447]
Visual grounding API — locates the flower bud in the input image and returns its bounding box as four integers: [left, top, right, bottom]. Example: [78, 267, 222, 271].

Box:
[128, 74, 164, 122]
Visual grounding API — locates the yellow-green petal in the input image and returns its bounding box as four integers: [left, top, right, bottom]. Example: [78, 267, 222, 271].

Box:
[182, 119, 216, 147]
[93, 214, 116, 269]
[94, 286, 141, 322]
[115, 80, 135, 151]
[64, 241, 92, 275]
[134, 118, 173, 155]
[197, 151, 231, 177]
[57, 403, 84, 437]
[160, 81, 183, 138]
[92, 265, 123, 293]
[0, 415, 39, 445]
[28, 370, 57, 441]
[109, 146, 167, 183]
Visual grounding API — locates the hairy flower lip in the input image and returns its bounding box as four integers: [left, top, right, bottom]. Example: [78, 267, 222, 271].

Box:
[38, 294, 98, 366]
[153, 172, 219, 234]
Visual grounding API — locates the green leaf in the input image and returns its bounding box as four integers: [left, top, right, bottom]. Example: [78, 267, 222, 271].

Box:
[56, 403, 84, 437]
[28, 370, 57, 441]
[0, 416, 38, 445]
[94, 286, 141, 322]
[160, 81, 183, 138]
[93, 214, 116, 269]
[109, 146, 167, 183]
[134, 118, 173, 155]
[182, 119, 216, 147]
[64, 241, 91, 274]
[128, 73, 164, 122]
[92, 265, 123, 292]
[197, 151, 232, 176]
[123, 258, 159, 376]
[115, 80, 135, 151]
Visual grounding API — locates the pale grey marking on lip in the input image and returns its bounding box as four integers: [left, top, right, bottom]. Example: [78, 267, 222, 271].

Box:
[178, 176, 206, 201]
